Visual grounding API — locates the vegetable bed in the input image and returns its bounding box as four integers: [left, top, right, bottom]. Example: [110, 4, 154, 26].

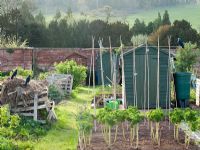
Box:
[78, 120, 199, 150]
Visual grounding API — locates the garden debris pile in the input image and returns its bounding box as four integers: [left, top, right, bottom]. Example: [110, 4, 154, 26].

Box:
[0, 78, 48, 107]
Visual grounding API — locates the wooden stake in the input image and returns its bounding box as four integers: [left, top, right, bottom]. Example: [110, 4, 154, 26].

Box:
[88, 53, 92, 93]
[34, 94, 38, 121]
[157, 36, 160, 108]
[98, 39, 105, 99]
[120, 36, 126, 109]
[109, 37, 116, 100]
[92, 36, 97, 132]
[168, 36, 171, 129]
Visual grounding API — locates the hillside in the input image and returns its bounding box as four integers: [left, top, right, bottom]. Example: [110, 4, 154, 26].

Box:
[43, 4, 200, 30]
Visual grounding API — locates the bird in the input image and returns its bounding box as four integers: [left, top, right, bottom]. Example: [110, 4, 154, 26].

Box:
[177, 38, 184, 49]
[11, 69, 18, 79]
[24, 75, 31, 87]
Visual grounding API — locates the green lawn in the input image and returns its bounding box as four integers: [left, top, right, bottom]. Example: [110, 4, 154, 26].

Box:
[34, 87, 95, 150]
[45, 4, 200, 30]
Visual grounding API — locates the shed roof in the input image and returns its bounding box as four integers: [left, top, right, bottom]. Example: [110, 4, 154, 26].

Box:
[123, 44, 176, 57]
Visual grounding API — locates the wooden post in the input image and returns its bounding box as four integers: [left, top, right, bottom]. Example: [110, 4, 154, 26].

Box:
[196, 79, 200, 106]
[98, 39, 105, 99]
[34, 94, 38, 121]
[92, 36, 97, 132]
[120, 36, 126, 109]
[156, 36, 160, 108]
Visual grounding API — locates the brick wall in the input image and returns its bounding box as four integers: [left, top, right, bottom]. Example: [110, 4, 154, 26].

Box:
[0, 48, 99, 72]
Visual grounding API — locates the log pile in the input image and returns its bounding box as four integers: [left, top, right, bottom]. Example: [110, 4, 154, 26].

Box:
[0, 78, 57, 122]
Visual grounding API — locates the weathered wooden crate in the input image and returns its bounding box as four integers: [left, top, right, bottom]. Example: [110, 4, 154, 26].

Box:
[46, 74, 73, 95]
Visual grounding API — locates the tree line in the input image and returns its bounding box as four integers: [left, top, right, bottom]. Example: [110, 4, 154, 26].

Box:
[0, 0, 200, 48]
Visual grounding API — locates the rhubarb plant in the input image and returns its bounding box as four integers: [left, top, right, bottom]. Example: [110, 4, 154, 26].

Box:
[147, 108, 164, 146]
[170, 108, 184, 142]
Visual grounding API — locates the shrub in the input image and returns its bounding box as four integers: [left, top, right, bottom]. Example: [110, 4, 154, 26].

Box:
[0, 136, 15, 150]
[48, 85, 64, 103]
[0, 35, 27, 48]
[0, 106, 20, 128]
[175, 42, 200, 72]
[38, 72, 49, 80]
[10, 67, 33, 78]
[54, 60, 87, 88]
[190, 89, 196, 102]
[0, 106, 49, 149]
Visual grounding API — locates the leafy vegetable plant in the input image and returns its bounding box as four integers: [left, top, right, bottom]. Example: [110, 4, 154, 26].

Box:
[183, 108, 198, 149]
[170, 108, 184, 142]
[76, 108, 94, 150]
[126, 106, 143, 148]
[147, 108, 164, 146]
[97, 107, 119, 148]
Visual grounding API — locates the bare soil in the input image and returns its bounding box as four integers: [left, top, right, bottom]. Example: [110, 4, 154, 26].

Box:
[79, 121, 200, 150]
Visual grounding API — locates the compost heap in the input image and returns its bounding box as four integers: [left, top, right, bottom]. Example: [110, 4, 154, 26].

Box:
[0, 78, 48, 107]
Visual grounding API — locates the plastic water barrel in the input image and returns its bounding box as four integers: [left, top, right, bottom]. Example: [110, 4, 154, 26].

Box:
[174, 72, 191, 107]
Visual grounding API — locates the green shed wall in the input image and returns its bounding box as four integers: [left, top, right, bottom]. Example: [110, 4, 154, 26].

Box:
[96, 51, 119, 85]
[124, 46, 170, 109]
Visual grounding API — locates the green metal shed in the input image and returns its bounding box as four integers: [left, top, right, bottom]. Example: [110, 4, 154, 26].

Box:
[123, 45, 170, 109]
[96, 51, 120, 85]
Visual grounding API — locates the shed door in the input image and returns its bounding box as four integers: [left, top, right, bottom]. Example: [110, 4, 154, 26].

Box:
[125, 52, 169, 109]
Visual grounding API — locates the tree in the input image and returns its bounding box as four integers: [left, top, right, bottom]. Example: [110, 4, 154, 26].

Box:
[175, 42, 200, 72]
[104, 5, 112, 22]
[131, 18, 147, 35]
[153, 12, 162, 30]
[162, 10, 171, 25]
[54, 10, 61, 21]
[146, 21, 154, 35]
[169, 20, 200, 46]
[148, 25, 171, 46]
[35, 11, 46, 26]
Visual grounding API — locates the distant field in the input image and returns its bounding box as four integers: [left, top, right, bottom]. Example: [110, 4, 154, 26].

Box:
[44, 4, 200, 31]
[126, 4, 200, 30]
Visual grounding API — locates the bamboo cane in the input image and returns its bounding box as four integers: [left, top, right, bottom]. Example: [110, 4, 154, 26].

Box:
[92, 36, 97, 132]
[120, 36, 126, 109]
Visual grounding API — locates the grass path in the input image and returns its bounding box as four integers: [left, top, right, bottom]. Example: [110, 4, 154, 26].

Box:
[34, 87, 94, 150]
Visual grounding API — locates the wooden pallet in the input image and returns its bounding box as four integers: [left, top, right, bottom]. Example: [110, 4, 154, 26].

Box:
[9, 88, 57, 123]
[47, 74, 73, 95]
